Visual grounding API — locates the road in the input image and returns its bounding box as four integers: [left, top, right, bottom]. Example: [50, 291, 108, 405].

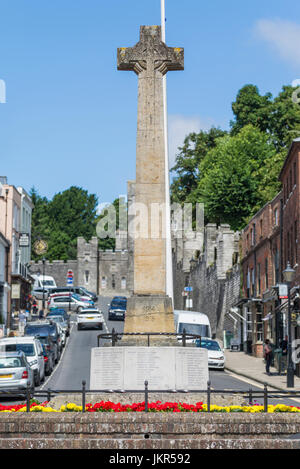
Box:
[1, 295, 300, 408]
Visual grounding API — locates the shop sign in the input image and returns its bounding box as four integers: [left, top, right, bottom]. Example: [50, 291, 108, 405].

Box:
[11, 284, 20, 299]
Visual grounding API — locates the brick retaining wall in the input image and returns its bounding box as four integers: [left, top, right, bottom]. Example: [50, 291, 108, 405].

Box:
[0, 413, 300, 449]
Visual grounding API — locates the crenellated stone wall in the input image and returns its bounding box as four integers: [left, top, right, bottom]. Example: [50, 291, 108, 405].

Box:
[172, 224, 241, 340]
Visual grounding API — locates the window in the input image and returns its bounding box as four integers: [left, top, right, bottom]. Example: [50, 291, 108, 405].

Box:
[112, 274, 115, 289]
[84, 270, 89, 285]
[251, 268, 255, 296]
[274, 208, 279, 226]
[265, 258, 269, 290]
[121, 277, 126, 290]
[101, 276, 107, 289]
[274, 249, 279, 284]
[257, 263, 261, 295]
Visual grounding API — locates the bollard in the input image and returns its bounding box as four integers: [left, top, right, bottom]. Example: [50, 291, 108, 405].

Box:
[207, 380, 211, 412]
[144, 380, 149, 413]
[112, 328, 116, 347]
[182, 328, 186, 347]
[26, 382, 31, 413]
[264, 383, 268, 413]
[82, 380, 86, 413]
[249, 386, 253, 406]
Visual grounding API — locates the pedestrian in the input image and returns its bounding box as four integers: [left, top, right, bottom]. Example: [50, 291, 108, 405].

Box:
[18, 310, 26, 336]
[32, 297, 38, 316]
[264, 339, 273, 375]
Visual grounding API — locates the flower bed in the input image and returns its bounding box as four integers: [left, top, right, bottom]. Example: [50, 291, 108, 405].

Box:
[1, 400, 300, 413]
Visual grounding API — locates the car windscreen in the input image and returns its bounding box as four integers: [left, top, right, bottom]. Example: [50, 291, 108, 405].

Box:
[0, 357, 24, 368]
[49, 316, 64, 323]
[111, 301, 126, 309]
[42, 280, 55, 286]
[177, 323, 210, 338]
[0, 344, 35, 357]
[199, 340, 221, 351]
[25, 325, 57, 337]
[48, 312, 67, 320]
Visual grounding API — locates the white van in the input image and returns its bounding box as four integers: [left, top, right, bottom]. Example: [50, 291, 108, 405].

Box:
[174, 310, 212, 342]
[31, 274, 57, 292]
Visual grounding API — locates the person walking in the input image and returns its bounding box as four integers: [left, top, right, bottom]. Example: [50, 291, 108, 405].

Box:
[18, 310, 26, 336]
[264, 339, 273, 375]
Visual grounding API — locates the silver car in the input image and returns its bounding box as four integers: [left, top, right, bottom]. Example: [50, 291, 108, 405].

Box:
[48, 295, 91, 313]
[0, 351, 35, 398]
[0, 337, 45, 387]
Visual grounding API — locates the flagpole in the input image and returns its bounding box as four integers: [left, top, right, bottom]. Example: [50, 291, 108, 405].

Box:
[161, 0, 174, 305]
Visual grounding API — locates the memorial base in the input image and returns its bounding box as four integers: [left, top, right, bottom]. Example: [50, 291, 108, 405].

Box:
[120, 295, 177, 346]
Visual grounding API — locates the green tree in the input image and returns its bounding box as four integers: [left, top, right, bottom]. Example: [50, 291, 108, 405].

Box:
[194, 125, 278, 230]
[31, 186, 98, 261]
[170, 127, 227, 204]
[231, 84, 300, 150]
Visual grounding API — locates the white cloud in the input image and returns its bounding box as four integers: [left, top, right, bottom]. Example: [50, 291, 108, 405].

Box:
[254, 18, 300, 68]
[167, 114, 214, 168]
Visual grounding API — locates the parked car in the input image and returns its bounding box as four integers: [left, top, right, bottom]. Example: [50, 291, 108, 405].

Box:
[48, 308, 70, 336]
[50, 286, 98, 302]
[24, 321, 63, 362]
[0, 351, 35, 398]
[48, 291, 92, 304]
[196, 338, 225, 370]
[108, 297, 127, 321]
[77, 308, 104, 330]
[49, 316, 67, 347]
[0, 337, 45, 387]
[40, 343, 54, 376]
[36, 335, 58, 367]
[48, 295, 93, 313]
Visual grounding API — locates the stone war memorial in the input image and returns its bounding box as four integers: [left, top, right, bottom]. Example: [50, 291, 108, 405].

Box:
[90, 25, 209, 394]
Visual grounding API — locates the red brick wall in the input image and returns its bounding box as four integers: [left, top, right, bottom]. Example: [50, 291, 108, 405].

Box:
[280, 143, 300, 287]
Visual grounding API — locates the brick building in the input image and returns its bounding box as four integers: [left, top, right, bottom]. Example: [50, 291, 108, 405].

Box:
[240, 138, 300, 362]
[240, 193, 282, 357]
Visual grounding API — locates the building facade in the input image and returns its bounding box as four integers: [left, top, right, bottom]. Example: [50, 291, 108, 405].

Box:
[0, 178, 33, 327]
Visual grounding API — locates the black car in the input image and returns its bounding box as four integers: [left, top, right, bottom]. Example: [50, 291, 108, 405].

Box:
[36, 335, 59, 365]
[108, 298, 127, 321]
[24, 321, 63, 361]
[40, 343, 54, 376]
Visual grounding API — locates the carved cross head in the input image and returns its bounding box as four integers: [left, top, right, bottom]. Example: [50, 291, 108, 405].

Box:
[117, 25, 184, 75]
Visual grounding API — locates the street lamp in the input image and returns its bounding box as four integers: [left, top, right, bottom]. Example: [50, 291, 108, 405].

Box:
[42, 257, 46, 313]
[283, 262, 296, 388]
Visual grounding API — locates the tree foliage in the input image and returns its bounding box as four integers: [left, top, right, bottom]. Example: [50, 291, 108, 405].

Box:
[30, 186, 98, 261]
[170, 84, 300, 231]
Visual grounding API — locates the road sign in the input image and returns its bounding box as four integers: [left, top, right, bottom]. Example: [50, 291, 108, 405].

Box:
[67, 270, 73, 286]
[184, 286, 193, 292]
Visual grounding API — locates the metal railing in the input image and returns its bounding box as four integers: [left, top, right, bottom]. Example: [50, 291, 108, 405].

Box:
[97, 329, 201, 347]
[2, 380, 300, 413]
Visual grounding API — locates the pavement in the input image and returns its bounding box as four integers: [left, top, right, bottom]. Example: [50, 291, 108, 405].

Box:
[225, 350, 300, 391]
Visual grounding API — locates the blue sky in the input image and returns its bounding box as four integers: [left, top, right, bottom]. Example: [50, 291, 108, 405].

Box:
[1, 0, 300, 209]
